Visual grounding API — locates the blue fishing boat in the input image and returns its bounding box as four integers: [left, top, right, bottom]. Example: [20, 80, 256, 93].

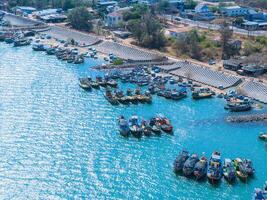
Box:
[193, 156, 208, 180]
[173, 150, 190, 173]
[129, 116, 142, 138]
[183, 154, 199, 177]
[118, 116, 130, 137]
[207, 151, 223, 183]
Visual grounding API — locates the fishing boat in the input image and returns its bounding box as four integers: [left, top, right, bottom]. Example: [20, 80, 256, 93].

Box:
[171, 90, 187, 101]
[141, 120, 152, 137]
[254, 188, 267, 200]
[79, 78, 92, 91]
[173, 150, 190, 173]
[183, 154, 199, 177]
[104, 89, 119, 105]
[225, 98, 252, 112]
[207, 151, 223, 183]
[158, 117, 173, 134]
[129, 116, 143, 138]
[13, 38, 31, 47]
[243, 159, 255, 176]
[106, 79, 118, 88]
[149, 118, 161, 135]
[223, 158, 236, 183]
[4, 37, 14, 44]
[96, 76, 107, 87]
[193, 156, 208, 180]
[32, 44, 47, 51]
[118, 116, 130, 137]
[259, 132, 267, 141]
[192, 88, 213, 100]
[126, 89, 138, 104]
[233, 158, 248, 182]
[90, 80, 100, 89]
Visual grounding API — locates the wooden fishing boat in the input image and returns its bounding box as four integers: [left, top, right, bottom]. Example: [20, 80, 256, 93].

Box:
[223, 158, 236, 183]
[183, 154, 199, 177]
[104, 90, 119, 105]
[207, 151, 223, 183]
[194, 156, 208, 180]
[233, 158, 248, 182]
[192, 89, 213, 100]
[79, 78, 92, 91]
[118, 116, 130, 137]
[129, 116, 143, 138]
[173, 150, 190, 173]
[141, 121, 152, 137]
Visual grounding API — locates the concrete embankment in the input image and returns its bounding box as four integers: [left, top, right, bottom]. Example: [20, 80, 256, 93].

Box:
[226, 114, 267, 123]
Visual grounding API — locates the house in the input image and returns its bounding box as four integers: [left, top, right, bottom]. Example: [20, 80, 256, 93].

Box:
[97, 1, 118, 8]
[238, 64, 266, 77]
[223, 59, 243, 71]
[220, 6, 248, 17]
[193, 3, 215, 21]
[245, 9, 264, 21]
[13, 6, 37, 15]
[106, 11, 123, 27]
[33, 8, 63, 19]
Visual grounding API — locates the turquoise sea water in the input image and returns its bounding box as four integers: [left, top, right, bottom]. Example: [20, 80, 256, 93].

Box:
[0, 43, 266, 199]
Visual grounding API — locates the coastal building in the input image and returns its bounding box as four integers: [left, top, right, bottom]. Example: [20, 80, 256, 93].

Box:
[223, 59, 243, 71]
[13, 6, 37, 15]
[33, 8, 63, 19]
[194, 3, 215, 21]
[105, 11, 123, 27]
[220, 6, 248, 17]
[97, 1, 118, 8]
[238, 65, 266, 77]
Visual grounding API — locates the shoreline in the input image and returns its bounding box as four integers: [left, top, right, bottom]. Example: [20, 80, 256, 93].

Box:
[1, 12, 267, 104]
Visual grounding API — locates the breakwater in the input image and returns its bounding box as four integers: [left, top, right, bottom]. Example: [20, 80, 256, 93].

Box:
[226, 113, 267, 123]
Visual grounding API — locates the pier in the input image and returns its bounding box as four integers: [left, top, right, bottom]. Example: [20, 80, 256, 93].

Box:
[226, 114, 267, 123]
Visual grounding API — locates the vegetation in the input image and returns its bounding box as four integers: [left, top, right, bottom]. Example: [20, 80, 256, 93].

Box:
[124, 5, 166, 49]
[68, 7, 93, 31]
[184, 0, 197, 9]
[172, 30, 220, 61]
[113, 58, 124, 65]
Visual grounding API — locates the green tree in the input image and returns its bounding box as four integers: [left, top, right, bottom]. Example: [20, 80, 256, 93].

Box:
[157, 0, 170, 14]
[68, 7, 93, 31]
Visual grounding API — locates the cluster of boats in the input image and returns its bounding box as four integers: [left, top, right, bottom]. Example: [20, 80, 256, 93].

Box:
[254, 182, 267, 200]
[0, 31, 31, 47]
[117, 115, 173, 138]
[173, 150, 255, 184]
[105, 88, 152, 105]
[33, 43, 84, 64]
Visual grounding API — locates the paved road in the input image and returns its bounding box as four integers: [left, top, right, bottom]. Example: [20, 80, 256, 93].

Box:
[165, 15, 267, 37]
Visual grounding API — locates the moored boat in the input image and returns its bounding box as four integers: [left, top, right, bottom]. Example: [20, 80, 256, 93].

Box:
[233, 158, 248, 182]
[104, 89, 119, 105]
[207, 151, 223, 183]
[118, 116, 130, 137]
[79, 78, 92, 91]
[129, 116, 143, 138]
[223, 158, 236, 183]
[259, 132, 267, 141]
[192, 88, 213, 100]
[141, 120, 152, 137]
[173, 150, 190, 173]
[183, 154, 199, 177]
[193, 156, 208, 180]
[13, 38, 31, 47]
